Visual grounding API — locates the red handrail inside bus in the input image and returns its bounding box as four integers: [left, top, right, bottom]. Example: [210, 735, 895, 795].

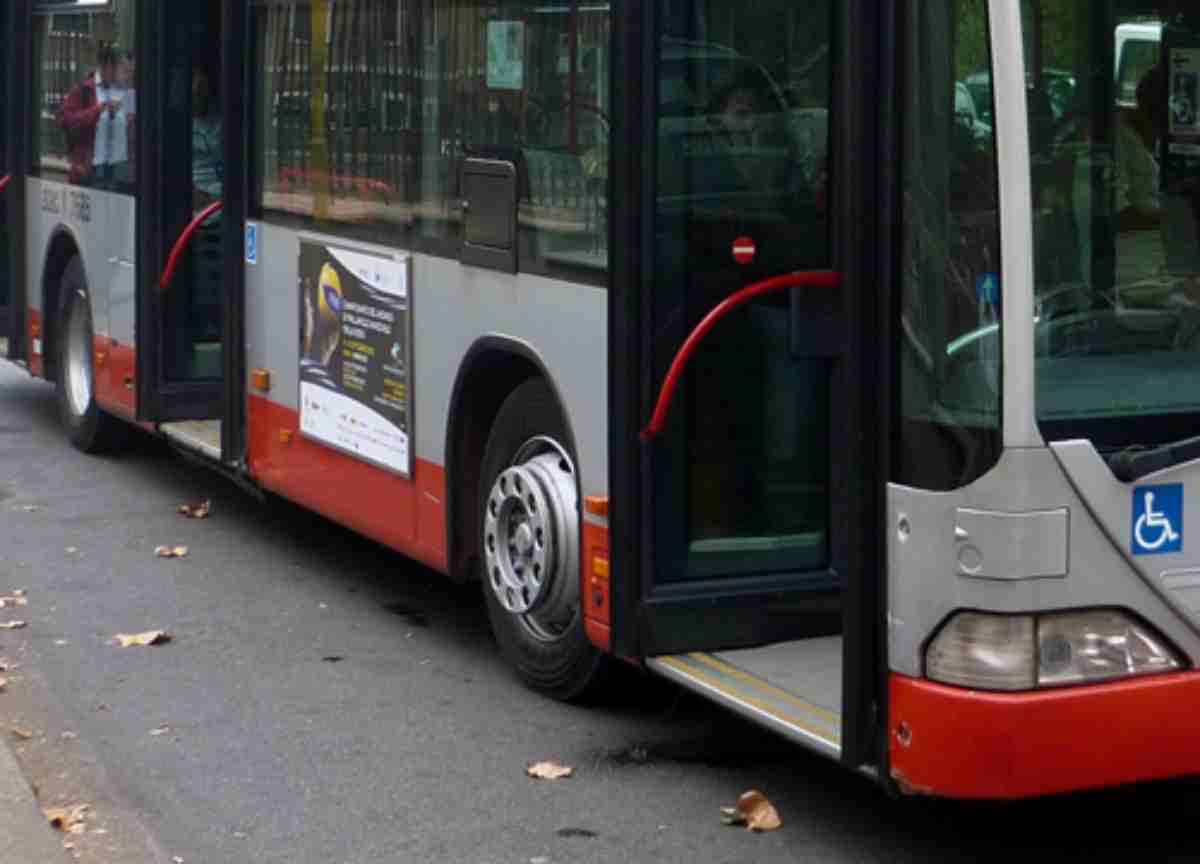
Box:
[159, 200, 224, 290]
[0, 175, 10, 193]
[641, 270, 842, 441]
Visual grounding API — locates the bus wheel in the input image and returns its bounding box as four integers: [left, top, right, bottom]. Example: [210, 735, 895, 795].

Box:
[479, 379, 606, 702]
[56, 260, 126, 454]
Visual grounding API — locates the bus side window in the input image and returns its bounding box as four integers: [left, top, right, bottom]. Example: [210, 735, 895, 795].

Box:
[253, 0, 610, 281]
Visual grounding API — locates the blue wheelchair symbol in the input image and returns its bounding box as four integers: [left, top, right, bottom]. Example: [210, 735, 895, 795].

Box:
[245, 223, 258, 265]
[1131, 484, 1183, 555]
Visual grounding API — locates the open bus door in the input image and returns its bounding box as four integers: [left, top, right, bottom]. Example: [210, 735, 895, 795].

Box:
[134, 0, 245, 464]
[610, 0, 889, 769]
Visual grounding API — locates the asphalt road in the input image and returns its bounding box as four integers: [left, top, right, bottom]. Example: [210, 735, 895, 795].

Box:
[1, 359, 1199, 864]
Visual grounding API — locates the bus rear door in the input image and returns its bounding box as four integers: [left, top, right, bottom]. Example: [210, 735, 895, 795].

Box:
[135, 0, 245, 464]
[610, 0, 889, 769]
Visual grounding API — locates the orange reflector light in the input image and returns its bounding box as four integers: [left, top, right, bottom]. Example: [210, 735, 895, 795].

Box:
[251, 369, 272, 392]
[584, 496, 609, 518]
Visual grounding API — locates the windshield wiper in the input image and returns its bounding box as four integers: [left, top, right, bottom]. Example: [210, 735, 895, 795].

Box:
[1107, 434, 1200, 482]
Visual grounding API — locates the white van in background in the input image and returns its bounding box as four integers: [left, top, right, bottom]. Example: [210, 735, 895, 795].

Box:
[1115, 21, 1162, 107]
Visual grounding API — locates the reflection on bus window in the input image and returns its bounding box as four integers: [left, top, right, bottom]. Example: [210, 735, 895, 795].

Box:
[896, 0, 1002, 490]
[1024, 3, 1200, 452]
[31, 0, 138, 192]
[650, 0, 835, 577]
[252, 0, 609, 281]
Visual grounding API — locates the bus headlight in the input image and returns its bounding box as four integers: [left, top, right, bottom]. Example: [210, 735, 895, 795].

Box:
[1036, 610, 1182, 687]
[925, 610, 1184, 691]
[925, 613, 1036, 691]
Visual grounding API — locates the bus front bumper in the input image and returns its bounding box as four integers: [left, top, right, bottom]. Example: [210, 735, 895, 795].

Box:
[889, 672, 1200, 799]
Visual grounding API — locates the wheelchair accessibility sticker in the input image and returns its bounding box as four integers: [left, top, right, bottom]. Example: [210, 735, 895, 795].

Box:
[1131, 484, 1183, 555]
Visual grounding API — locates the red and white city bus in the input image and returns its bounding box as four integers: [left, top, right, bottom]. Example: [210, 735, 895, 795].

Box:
[4, 0, 1200, 799]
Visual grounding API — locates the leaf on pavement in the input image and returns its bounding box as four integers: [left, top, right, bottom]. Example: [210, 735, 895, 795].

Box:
[150, 725, 171, 737]
[44, 804, 89, 832]
[0, 621, 27, 630]
[526, 761, 574, 780]
[720, 790, 782, 832]
[0, 677, 6, 692]
[11, 728, 33, 740]
[154, 546, 189, 559]
[114, 630, 172, 648]
[0, 596, 29, 609]
[178, 500, 211, 519]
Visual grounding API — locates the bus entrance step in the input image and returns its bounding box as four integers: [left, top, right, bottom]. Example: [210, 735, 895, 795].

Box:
[648, 640, 842, 760]
[161, 420, 222, 463]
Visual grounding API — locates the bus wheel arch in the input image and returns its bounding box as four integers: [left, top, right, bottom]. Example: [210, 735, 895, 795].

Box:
[446, 339, 550, 583]
[445, 341, 605, 700]
[41, 229, 81, 383]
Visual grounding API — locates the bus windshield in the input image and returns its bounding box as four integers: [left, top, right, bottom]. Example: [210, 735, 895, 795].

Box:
[1024, 1, 1200, 450]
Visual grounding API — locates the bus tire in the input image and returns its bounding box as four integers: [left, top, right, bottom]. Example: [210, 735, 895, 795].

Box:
[56, 259, 126, 454]
[479, 378, 607, 702]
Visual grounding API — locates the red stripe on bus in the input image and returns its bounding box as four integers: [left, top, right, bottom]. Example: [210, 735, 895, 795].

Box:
[582, 519, 611, 652]
[889, 672, 1200, 798]
[27, 308, 43, 378]
[246, 395, 448, 573]
[92, 336, 137, 419]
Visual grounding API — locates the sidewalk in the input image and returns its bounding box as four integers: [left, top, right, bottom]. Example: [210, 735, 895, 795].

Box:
[0, 736, 68, 862]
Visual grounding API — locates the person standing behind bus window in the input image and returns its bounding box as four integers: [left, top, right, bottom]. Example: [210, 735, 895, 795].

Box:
[192, 66, 223, 211]
[94, 51, 134, 188]
[58, 46, 122, 185]
[1115, 64, 1164, 230]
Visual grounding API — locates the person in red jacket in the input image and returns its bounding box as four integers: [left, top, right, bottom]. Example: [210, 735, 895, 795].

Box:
[57, 46, 122, 186]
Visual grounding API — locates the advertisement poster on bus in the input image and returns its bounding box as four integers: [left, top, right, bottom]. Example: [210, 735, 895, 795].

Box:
[1169, 48, 1200, 155]
[298, 238, 412, 478]
[487, 20, 525, 90]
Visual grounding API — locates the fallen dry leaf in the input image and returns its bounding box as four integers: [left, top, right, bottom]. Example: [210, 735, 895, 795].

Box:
[13, 590, 25, 598]
[11, 728, 33, 740]
[0, 621, 27, 630]
[0, 596, 29, 609]
[44, 804, 89, 832]
[178, 500, 211, 519]
[150, 725, 171, 737]
[114, 630, 172, 648]
[154, 546, 189, 559]
[0, 677, 6, 692]
[526, 761, 574, 780]
[721, 789, 782, 832]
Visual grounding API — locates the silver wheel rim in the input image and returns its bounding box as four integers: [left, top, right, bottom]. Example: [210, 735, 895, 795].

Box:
[483, 435, 579, 640]
[64, 291, 93, 419]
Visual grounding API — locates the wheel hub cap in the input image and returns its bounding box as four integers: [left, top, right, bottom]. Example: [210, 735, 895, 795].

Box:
[65, 292, 93, 418]
[483, 438, 579, 624]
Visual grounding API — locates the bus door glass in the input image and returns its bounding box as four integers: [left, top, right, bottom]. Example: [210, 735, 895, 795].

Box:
[647, 1, 837, 614]
[158, 0, 225, 386]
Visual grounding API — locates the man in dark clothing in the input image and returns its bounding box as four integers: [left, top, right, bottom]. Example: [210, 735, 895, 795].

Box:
[58, 46, 122, 185]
